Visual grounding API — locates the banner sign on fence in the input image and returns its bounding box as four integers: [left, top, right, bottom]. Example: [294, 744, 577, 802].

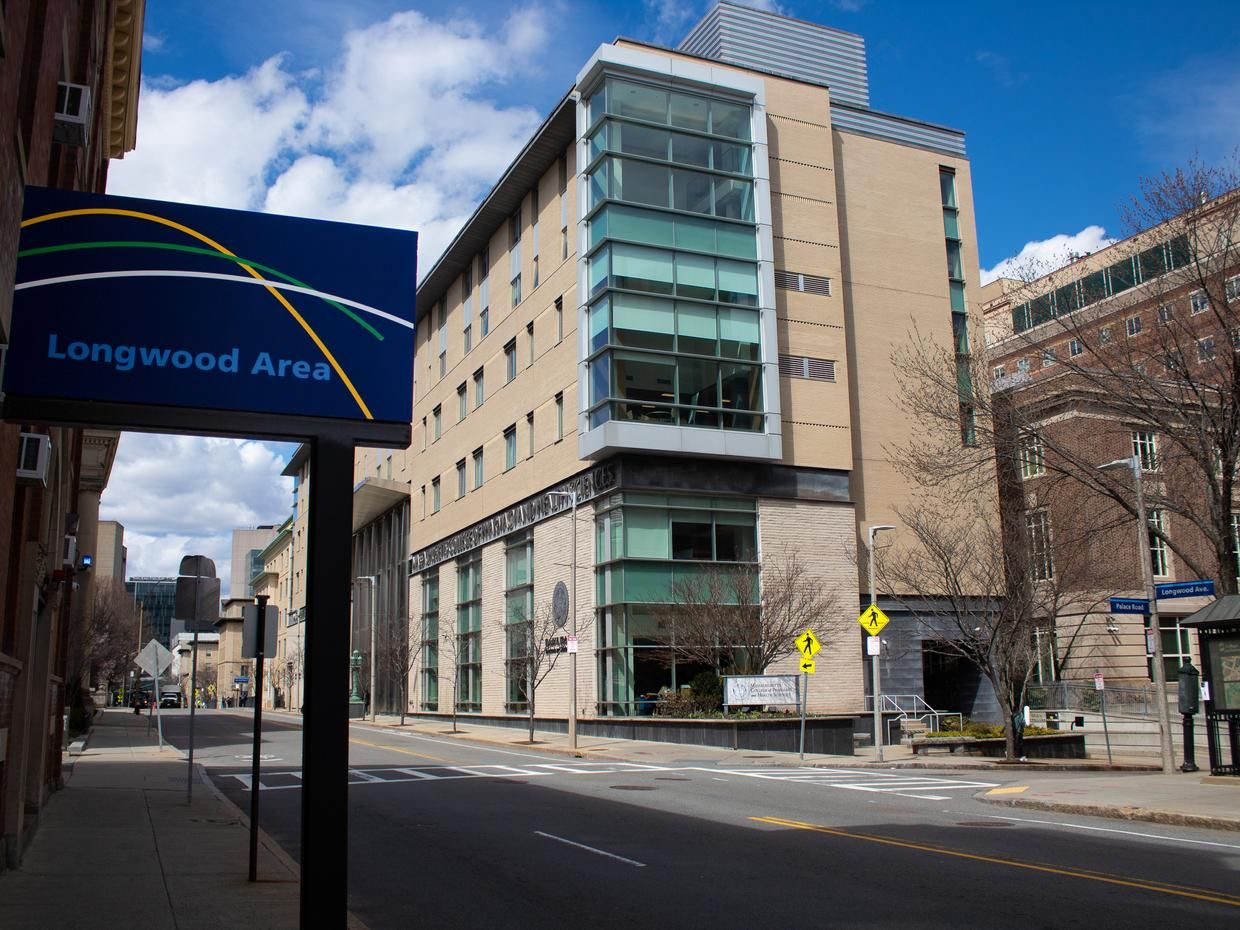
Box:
[723, 674, 799, 707]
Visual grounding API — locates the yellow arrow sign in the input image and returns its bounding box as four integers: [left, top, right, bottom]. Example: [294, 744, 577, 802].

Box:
[799, 657, 816, 675]
[795, 629, 821, 658]
[857, 605, 890, 636]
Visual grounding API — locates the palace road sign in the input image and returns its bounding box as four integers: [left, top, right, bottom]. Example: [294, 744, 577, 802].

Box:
[1109, 597, 1149, 614]
[857, 605, 890, 636]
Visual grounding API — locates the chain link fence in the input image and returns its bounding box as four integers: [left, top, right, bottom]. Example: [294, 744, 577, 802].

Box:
[1027, 680, 1160, 718]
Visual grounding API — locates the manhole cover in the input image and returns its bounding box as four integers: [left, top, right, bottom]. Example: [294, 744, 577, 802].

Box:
[609, 785, 656, 791]
[655, 777, 691, 781]
[957, 821, 1013, 827]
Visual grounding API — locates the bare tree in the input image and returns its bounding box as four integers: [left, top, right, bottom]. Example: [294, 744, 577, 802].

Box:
[437, 624, 462, 734]
[949, 157, 1240, 593]
[878, 489, 1107, 760]
[653, 546, 843, 676]
[69, 577, 140, 699]
[497, 600, 566, 743]
[380, 616, 424, 726]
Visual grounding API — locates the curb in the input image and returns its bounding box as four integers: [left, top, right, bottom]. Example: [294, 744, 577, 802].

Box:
[981, 795, 1240, 832]
[198, 762, 372, 930]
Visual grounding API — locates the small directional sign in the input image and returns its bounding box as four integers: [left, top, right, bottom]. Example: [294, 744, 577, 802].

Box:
[1154, 579, 1215, 600]
[795, 629, 821, 658]
[857, 604, 890, 636]
[799, 657, 816, 675]
[1109, 597, 1149, 615]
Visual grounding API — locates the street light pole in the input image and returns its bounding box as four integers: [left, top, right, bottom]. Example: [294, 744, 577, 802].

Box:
[867, 525, 896, 762]
[548, 490, 579, 750]
[358, 576, 378, 721]
[1099, 455, 1175, 774]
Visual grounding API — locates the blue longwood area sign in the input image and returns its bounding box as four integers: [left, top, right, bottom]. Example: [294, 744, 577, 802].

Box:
[1154, 579, 1216, 599]
[3, 187, 417, 438]
[1109, 597, 1150, 614]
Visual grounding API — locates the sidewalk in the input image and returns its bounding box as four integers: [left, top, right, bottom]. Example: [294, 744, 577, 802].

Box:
[0, 708, 305, 930]
[340, 711, 1240, 832]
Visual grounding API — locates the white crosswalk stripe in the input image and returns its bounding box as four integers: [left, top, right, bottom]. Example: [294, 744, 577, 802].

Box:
[222, 760, 995, 798]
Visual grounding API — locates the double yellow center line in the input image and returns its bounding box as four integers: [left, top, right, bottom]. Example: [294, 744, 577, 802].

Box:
[750, 816, 1240, 909]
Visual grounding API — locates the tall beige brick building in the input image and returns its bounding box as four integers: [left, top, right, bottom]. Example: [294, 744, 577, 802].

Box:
[351, 4, 989, 731]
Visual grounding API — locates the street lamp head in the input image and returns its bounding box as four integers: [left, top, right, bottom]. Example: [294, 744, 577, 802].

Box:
[1096, 456, 1139, 472]
[867, 524, 897, 544]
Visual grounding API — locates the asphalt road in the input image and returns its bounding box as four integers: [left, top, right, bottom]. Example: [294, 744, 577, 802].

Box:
[157, 711, 1240, 929]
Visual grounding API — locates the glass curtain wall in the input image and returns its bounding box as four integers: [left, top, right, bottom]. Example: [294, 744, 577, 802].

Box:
[420, 570, 439, 711]
[594, 492, 757, 715]
[584, 77, 764, 432]
[504, 531, 534, 711]
[456, 552, 482, 712]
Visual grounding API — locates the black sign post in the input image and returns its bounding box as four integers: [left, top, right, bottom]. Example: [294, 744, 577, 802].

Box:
[249, 593, 269, 882]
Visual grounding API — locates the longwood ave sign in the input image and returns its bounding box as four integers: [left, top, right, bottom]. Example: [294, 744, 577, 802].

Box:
[3, 187, 418, 443]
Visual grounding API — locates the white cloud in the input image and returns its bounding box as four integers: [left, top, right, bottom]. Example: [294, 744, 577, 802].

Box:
[1136, 53, 1240, 165]
[100, 435, 296, 591]
[109, 57, 308, 210]
[143, 33, 165, 52]
[981, 225, 1116, 285]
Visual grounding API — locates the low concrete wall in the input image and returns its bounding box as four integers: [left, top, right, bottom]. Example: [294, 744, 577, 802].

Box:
[407, 712, 858, 755]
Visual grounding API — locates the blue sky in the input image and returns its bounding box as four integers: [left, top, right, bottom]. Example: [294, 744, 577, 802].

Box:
[101, 0, 1240, 585]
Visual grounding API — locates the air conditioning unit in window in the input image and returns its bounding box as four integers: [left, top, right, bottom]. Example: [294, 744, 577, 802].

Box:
[53, 82, 91, 146]
[62, 534, 78, 568]
[16, 432, 51, 486]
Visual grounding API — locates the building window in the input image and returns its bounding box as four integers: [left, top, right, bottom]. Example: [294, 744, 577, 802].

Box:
[527, 411, 535, 459]
[1125, 315, 1142, 337]
[1226, 276, 1240, 302]
[1025, 510, 1054, 581]
[1190, 290, 1209, 314]
[1069, 339, 1083, 357]
[511, 274, 522, 307]
[421, 416, 427, 451]
[456, 460, 466, 499]
[436, 300, 446, 378]
[1017, 358, 1031, 374]
[1132, 431, 1158, 471]
[504, 530, 534, 711]
[505, 339, 517, 383]
[432, 405, 442, 441]
[431, 477, 441, 514]
[555, 296, 564, 343]
[1098, 327, 1111, 346]
[420, 571, 439, 711]
[1198, 335, 1216, 362]
[1041, 348, 1057, 368]
[474, 368, 484, 408]
[462, 264, 474, 355]
[1147, 509, 1169, 578]
[1158, 304, 1174, 324]
[463, 323, 472, 354]
[527, 321, 535, 367]
[1145, 616, 1191, 683]
[479, 249, 490, 337]
[456, 552, 482, 713]
[473, 447, 484, 489]
[504, 425, 517, 470]
[457, 383, 467, 421]
[1020, 433, 1045, 479]
[993, 365, 1004, 381]
[555, 392, 564, 440]
[420, 485, 426, 518]
[532, 255, 540, 290]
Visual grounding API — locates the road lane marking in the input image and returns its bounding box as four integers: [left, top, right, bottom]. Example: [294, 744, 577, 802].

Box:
[534, 831, 646, 868]
[349, 736, 447, 763]
[987, 786, 1029, 795]
[985, 815, 1240, 851]
[750, 816, 1240, 908]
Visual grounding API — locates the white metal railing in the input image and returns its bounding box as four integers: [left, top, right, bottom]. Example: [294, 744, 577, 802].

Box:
[864, 693, 963, 743]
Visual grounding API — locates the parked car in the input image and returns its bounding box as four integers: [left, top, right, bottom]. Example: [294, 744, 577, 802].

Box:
[159, 692, 182, 709]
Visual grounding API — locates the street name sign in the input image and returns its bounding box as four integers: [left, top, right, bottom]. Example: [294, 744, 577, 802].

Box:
[1109, 597, 1149, 614]
[795, 628, 821, 658]
[234, 676, 251, 685]
[857, 604, 890, 636]
[1154, 580, 1215, 599]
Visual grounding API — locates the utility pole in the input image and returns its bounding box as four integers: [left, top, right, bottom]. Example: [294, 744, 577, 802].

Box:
[547, 490, 579, 749]
[358, 576, 378, 721]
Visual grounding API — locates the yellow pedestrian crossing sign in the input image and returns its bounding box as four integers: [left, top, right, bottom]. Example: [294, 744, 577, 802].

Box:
[795, 629, 821, 658]
[799, 657, 816, 675]
[858, 605, 890, 636]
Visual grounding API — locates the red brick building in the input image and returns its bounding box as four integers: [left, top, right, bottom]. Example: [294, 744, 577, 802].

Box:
[981, 184, 1240, 689]
[0, 0, 142, 870]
